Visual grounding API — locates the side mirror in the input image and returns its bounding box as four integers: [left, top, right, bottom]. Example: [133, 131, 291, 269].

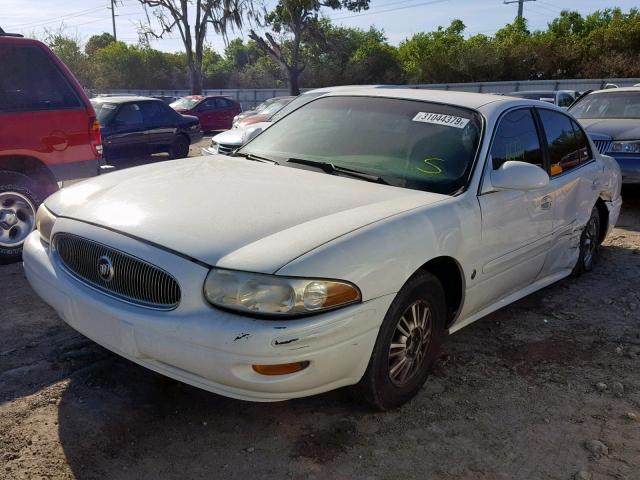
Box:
[490, 161, 549, 191]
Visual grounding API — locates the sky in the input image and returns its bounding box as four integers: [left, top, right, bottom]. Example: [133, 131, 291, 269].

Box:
[2, 0, 637, 54]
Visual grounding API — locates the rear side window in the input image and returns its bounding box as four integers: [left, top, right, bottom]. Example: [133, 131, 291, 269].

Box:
[0, 44, 82, 113]
[115, 103, 143, 126]
[140, 101, 171, 124]
[491, 109, 543, 170]
[538, 109, 590, 176]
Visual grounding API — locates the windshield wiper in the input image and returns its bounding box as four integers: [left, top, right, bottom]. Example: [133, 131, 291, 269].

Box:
[232, 151, 279, 165]
[286, 157, 391, 185]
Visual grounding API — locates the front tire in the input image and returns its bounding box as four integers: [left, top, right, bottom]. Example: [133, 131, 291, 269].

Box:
[573, 205, 600, 275]
[354, 272, 446, 410]
[169, 135, 190, 159]
[0, 171, 45, 264]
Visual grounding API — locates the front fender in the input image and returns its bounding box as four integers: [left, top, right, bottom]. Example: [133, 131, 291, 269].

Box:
[276, 195, 479, 302]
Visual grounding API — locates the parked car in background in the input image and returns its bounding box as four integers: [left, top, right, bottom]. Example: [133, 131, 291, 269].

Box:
[25, 88, 621, 410]
[233, 96, 295, 128]
[232, 95, 290, 126]
[570, 87, 640, 183]
[0, 28, 104, 263]
[507, 90, 578, 109]
[92, 97, 202, 162]
[170, 95, 240, 131]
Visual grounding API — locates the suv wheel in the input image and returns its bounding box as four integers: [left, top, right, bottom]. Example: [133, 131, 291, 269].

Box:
[0, 171, 45, 264]
[169, 135, 190, 159]
[354, 271, 446, 410]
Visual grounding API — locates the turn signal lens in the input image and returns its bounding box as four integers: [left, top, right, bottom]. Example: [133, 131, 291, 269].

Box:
[252, 361, 310, 376]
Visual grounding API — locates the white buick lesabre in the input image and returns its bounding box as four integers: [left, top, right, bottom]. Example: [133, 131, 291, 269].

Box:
[24, 88, 622, 409]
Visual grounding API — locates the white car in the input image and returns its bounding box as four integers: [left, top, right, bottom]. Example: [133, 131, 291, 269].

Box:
[24, 88, 622, 410]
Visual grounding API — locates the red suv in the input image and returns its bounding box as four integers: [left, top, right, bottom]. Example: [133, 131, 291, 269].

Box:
[170, 96, 241, 131]
[0, 29, 104, 262]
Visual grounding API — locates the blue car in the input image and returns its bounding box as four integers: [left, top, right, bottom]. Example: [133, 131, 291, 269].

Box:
[570, 87, 640, 184]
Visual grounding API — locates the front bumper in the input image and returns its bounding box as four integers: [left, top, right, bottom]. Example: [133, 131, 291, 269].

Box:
[611, 155, 640, 184]
[22, 222, 392, 402]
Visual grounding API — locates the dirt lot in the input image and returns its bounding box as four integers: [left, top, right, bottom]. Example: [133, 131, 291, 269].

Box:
[1, 168, 639, 479]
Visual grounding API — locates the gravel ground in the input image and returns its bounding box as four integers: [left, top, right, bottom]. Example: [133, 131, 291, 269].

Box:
[0, 159, 639, 479]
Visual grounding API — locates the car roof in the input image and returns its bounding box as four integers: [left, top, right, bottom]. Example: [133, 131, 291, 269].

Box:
[318, 87, 515, 110]
[91, 96, 160, 104]
[589, 86, 640, 94]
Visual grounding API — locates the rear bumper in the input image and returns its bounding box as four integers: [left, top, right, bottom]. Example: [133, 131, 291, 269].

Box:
[49, 158, 106, 181]
[22, 223, 392, 402]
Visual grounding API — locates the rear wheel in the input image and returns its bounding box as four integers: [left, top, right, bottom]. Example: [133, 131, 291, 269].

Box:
[573, 206, 600, 275]
[0, 171, 45, 264]
[169, 135, 190, 159]
[354, 272, 446, 410]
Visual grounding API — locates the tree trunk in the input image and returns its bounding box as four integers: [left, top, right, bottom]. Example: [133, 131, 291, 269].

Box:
[288, 67, 301, 95]
[189, 63, 203, 95]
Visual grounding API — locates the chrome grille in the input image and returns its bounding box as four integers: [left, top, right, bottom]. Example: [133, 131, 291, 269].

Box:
[593, 140, 612, 154]
[217, 143, 236, 156]
[54, 233, 181, 310]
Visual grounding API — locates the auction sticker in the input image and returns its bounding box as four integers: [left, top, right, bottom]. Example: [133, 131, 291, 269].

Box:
[412, 112, 470, 129]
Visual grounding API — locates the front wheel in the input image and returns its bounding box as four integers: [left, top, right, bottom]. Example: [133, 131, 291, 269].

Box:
[169, 135, 190, 159]
[354, 271, 446, 410]
[573, 205, 601, 275]
[0, 171, 44, 264]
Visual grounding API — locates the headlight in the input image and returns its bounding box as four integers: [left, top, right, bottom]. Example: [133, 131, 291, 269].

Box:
[610, 140, 640, 154]
[203, 268, 361, 317]
[35, 204, 56, 243]
[209, 141, 219, 153]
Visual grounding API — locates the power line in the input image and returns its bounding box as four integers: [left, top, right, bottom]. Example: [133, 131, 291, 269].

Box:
[331, 0, 450, 21]
[7, 6, 107, 29]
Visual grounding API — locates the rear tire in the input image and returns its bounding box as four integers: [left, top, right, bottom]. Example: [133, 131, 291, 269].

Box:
[169, 135, 190, 159]
[0, 171, 47, 264]
[572, 205, 600, 276]
[354, 271, 446, 410]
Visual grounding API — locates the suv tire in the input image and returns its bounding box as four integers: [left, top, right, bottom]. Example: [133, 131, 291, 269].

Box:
[0, 171, 48, 264]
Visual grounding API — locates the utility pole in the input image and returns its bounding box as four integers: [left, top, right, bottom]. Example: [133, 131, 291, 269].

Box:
[504, 0, 536, 20]
[108, 0, 117, 40]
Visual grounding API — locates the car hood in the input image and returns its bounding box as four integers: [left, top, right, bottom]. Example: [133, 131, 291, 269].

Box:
[577, 118, 640, 140]
[45, 156, 445, 272]
[214, 122, 271, 146]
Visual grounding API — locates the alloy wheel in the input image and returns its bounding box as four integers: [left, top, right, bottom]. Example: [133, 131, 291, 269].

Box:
[388, 300, 433, 386]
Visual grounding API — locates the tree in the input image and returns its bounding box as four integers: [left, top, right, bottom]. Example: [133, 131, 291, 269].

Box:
[85, 33, 116, 56]
[45, 33, 93, 87]
[138, 0, 259, 94]
[249, 0, 370, 95]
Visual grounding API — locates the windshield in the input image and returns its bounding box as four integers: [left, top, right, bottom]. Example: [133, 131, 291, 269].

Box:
[268, 92, 324, 122]
[570, 91, 640, 119]
[240, 96, 483, 195]
[170, 97, 199, 110]
[91, 100, 118, 123]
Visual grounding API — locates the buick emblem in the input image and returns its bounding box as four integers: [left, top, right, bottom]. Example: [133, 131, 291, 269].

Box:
[97, 256, 114, 282]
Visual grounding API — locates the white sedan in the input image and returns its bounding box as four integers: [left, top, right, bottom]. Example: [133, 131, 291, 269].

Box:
[24, 88, 622, 410]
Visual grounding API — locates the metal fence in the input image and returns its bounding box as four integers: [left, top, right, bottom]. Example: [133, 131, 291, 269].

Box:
[99, 77, 640, 110]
